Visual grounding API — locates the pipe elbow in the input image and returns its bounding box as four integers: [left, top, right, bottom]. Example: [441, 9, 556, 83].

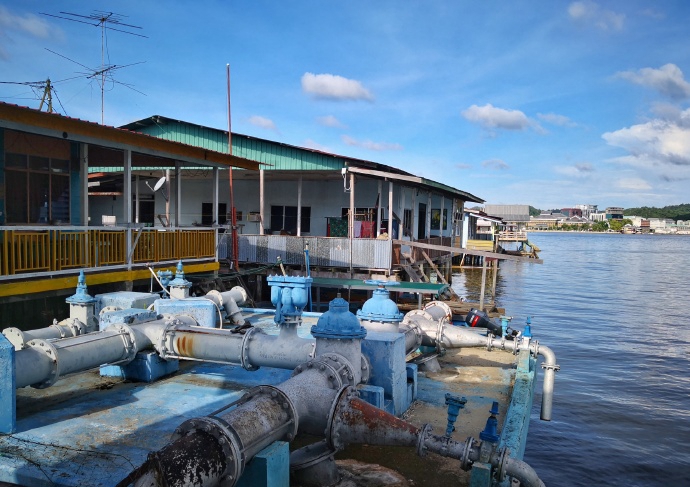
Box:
[502, 457, 546, 487]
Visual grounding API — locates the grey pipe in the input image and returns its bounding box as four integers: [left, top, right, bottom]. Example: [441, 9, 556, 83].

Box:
[202, 286, 248, 325]
[15, 324, 139, 388]
[500, 455, 546, 487]
[2, 318, 87, 350]
[533, 343, 558, 421]
[122, 354, 352, 487]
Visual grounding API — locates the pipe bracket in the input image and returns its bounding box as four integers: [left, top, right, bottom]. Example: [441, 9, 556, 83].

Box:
[111, 324, 138, 364]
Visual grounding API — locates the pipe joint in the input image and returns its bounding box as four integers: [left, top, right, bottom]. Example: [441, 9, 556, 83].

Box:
[292, 353, 355, 389]
[416, 423, 434, 457]
[26, 339, 60, 389]
[240, 327, 260, 371]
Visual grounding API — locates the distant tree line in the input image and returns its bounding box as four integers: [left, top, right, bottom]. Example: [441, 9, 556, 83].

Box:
[623, 203, 690, 221]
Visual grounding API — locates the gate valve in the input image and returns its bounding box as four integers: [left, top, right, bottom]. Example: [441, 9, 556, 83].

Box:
[479, 401, 500, 444]
[523, 316, 533, 338]
[444, 393, 467, 437]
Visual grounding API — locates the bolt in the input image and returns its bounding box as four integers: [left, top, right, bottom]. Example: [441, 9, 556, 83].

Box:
[320, 365, 325, 371]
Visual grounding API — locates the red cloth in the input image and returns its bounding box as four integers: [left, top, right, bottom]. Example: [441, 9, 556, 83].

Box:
[360, 221, 375, 238]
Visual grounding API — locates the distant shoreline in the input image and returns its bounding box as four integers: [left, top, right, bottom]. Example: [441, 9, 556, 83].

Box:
[527, 230, 690, 236]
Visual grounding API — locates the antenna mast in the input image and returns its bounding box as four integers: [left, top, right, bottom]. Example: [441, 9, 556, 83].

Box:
[41, 10, 147, 124]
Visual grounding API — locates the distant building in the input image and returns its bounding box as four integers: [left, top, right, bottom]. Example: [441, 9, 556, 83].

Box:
[575, 204, 598, 220]
[605, 207, 624, 220]
[561, 208, 583, 218]
[483, 204, 530, 232]
[590, 211, 607, 222]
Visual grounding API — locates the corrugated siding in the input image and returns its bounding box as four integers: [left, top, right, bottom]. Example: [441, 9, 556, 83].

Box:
[133, 122, 343, 172]
[219, 235, 391, 270]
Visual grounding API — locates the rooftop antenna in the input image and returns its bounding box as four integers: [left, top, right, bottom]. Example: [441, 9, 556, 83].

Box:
[0, 79, 66, 113]
[41, 10, 147, 124]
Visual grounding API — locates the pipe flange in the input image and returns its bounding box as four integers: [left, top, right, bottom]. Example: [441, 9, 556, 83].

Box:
[360, 355, 370, 383]
[3, 327, 25, 349]
[416, 423, 434, 457]
[495, 446, 510, 482]
[292, 358, 344, 390]
[460, 437, 476, 471]
[289, 439, 337, 471]
[111, 324, 138, 364]
[423, 301, 453, 323]
[27, 339, 61, 389]
[326, 386, 357, 451]
[157, 316, 181, 359]
[402, 309, 434, 326]
[171, 415, 243, 487]
[240, 327, 260, 371]
[99, 305, 120, 317]
[49, 323, 67, 339]
[207, 289, 224, 308]
[63, 318, 87, 337]
[435, 319, 446, 355]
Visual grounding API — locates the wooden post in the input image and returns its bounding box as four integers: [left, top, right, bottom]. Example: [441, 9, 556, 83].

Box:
[479, 258, 487, 311]
[490, 258, 498, 306]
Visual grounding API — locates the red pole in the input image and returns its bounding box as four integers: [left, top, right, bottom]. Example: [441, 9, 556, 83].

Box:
[227, 64, 239, 270]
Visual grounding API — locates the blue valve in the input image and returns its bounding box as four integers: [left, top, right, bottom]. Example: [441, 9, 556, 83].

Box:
[479, 401, 500, 443]
[523, 316, 533, 338]
[444, 393, 467, 437]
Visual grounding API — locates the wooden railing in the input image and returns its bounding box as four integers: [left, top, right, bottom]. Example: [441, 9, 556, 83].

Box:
[0, 226, 216, 277]
[498, 231, 528, 241]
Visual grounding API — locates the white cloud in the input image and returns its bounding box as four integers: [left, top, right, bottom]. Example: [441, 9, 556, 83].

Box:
[248, 115, 277, 131]
[0, 6, 62, 60]
[341, 135, 402, 151]
[302, 73, 374, 101]
[616, 64, 690, 100]
[602, 109, 690, 168]
[568, 2, 625, 31]
[317, 115, 347, 128]
[462, 104, 531, 131]
[616, 178, 652, 190]
[481, 159, 510, 170]
[537, 112, 577, 127]
[554, 162, 594, 177]
[455, 163, 472, 170]
[304, 139, 332, 153]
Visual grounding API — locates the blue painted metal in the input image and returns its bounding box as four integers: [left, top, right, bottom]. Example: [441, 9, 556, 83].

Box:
[444, 393, 467, 437]
[500, 316, 511, 338]
[154, 298, 217, 328]
[523, 317, 533, 338]
[311, 297, 366, 340]
[95, 291, 159, 316]
[237, 441, 290, 487]
[359, 330, 407, 415]
[469, 462, 493, 487]
[98, 309, 158, 330]
[65, 270, 96, 305]
[406, 363, 418, 406]
[157, 269, 173, 292]
[0, 334, 15, 434]
[267, 275, 313, 323]
[356, 281, 404, 323]
[357, 384, 385, 410]
[499, 351, 538, 460]
[168, 260, 192, 290]
[101, 351, 179, 383]
[479, 401, 501, 443]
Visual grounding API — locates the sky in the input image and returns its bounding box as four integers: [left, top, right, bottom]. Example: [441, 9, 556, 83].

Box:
[2, 1, 690, 210]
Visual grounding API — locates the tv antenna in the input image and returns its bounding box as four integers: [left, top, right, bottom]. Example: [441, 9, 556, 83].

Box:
[41, 10, 147, 124]
[0, 78, 69, 114]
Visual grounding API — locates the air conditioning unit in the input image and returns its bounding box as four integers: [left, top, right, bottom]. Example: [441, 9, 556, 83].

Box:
[247, 212, 261, 222]
[102, 215, 116, 226]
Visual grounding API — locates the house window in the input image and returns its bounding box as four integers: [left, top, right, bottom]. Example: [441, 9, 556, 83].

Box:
[4, 153, 71, 224]
[201, 203, 227, 226]
[271, 206, 310, 234]
[431, 209, 448, 230]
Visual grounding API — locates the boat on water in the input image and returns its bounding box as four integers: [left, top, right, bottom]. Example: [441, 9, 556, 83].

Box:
[0, 264, 556, 487]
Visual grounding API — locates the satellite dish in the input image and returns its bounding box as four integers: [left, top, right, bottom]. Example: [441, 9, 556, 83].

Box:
[153, 176, 166, 192]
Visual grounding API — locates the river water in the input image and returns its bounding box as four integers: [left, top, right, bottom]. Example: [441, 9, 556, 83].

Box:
[451, 232, 690, 486]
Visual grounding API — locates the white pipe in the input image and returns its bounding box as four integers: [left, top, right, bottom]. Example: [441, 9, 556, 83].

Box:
[534, 343, 558, 421]
[2, 318, 86, 350]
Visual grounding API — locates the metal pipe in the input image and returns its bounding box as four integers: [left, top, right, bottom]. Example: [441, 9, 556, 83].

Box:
[3, 318, 87, 350]
[122, 355, 351, 487]
[15, 324, 139, 389]
[401, 310, 559, 421]
[500, 455, 546, 487]
[201, 286, 248, 325]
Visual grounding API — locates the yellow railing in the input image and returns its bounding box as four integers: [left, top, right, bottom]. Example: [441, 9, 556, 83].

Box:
[465, 239, 495, 251]
[1, 227, 216, 277]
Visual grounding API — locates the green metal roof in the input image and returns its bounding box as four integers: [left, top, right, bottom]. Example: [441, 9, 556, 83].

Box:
[120, 116, 484, 203]
[311, 277, 448, 295]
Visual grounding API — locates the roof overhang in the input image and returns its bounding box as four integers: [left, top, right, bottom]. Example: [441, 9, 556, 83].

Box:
[0, 103, 260, 171]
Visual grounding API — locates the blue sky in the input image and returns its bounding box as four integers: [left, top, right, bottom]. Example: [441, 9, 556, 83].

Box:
[2, 1, 690, 210]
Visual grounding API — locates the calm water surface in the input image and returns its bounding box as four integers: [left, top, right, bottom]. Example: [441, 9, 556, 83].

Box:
[451, 232, 690, 487]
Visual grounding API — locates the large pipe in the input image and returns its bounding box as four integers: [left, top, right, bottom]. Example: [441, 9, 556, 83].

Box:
[121, 354, 353, 487]
[201, 286, 248, 325]
[3, 318, 87, 350]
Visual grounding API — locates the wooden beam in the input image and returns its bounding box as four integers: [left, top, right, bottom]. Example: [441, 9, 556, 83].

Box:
[392, 239, 543, 264]
[421, 250, 448, 285]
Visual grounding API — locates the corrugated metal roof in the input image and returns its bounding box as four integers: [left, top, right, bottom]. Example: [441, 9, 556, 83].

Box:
[121, 115, 484, 202]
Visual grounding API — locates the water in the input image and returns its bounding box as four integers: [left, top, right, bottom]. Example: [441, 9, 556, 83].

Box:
[451, 232, 690, 487]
